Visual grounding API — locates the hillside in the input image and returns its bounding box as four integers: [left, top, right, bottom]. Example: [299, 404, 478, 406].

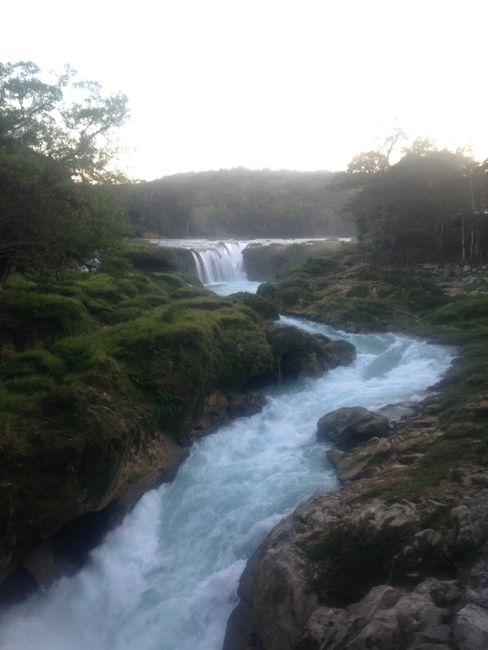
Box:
[118, 169, 355, 238]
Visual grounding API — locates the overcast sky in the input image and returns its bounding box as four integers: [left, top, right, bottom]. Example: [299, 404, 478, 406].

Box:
[2, 0, 487, 180]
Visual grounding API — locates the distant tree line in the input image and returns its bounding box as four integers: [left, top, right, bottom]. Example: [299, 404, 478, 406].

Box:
[344, 139, 488, 265]
[118, 169, 355, 239]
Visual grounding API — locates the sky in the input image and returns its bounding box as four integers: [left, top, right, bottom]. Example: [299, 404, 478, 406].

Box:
[2, 0, 487, 180]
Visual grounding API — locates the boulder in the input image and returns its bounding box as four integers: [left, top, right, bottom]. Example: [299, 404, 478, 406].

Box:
[249, 323, 355, 386]
[269, 323, 355, 381]
[229, 291, 279, 321]
[454, 604, 488, 650]
[326, 438, 392, 481]
[317, 406, 390, 450]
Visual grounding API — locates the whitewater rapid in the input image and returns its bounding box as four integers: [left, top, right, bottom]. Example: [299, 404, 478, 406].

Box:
[0, 316, 453, 650]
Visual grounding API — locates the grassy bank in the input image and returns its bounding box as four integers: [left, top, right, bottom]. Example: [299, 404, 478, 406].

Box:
[0, 243, 274, 578]
[260, 248, 488, 490]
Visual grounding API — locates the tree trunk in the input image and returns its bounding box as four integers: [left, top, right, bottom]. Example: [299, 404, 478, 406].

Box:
[0, 260, 13, 290]
[461, 215, 466, 263]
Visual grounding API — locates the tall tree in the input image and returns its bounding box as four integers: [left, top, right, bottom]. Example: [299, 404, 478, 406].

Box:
[346, 144, 488, 264]
[0, 61, 128, 181]
[0, 61, 129, 286]
[347, 150, 390, 176]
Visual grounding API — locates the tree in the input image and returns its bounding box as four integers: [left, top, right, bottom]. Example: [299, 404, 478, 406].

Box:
[347, 150, 390, 176]
[0, 61, 129, 287]
[0, 61, 128, 181]
[380, 128, 406, 163]
[0, 147, 123, 286]
[346, 144, 488, 264]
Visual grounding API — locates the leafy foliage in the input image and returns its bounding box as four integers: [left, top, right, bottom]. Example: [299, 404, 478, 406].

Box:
[0, 61, 129, 286]
[118, 169, 356, 238]
[0, 61, 128, 181]
[345, 144, 488, 264]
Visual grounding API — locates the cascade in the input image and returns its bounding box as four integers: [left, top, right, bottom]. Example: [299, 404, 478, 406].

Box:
[152, 239, 248, 284]
[0, 316, 453, 650]
[151, 237, 351, 287]
[189, 241, 247, 284]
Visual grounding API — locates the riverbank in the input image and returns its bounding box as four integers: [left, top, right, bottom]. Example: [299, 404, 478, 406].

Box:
[224, 250, 488, 650]
[0, 244, 355, 605]
[0, 316, 451, 650]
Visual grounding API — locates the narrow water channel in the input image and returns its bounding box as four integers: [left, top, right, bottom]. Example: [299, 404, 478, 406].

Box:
[0, 245, 453, 650]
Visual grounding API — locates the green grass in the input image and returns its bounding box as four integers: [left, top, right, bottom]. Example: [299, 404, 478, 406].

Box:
[263, 254, 488, 491]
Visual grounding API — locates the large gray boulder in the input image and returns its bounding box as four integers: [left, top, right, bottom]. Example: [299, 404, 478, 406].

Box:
[252, 323, 356, 385]
[454, 604, 488, 649]
[317, 406, 390, 450]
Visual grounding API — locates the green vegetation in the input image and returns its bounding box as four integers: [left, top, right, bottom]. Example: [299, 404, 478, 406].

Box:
[242, 240, 347, 281]
[344, 140, 488, 265]
[117, 168, 355, 238]
[0, 246, 280, 570]
[401, 294, 488, 491]
[0, 61, 129, 287]
[260, 249, 448, 331]
[264, 249, 488, 490]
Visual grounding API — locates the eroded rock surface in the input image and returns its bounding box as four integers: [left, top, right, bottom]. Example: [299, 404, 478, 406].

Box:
[224, 409, 488, 650]
[317, 406, 390, 450]
[261, 322, 356, 384]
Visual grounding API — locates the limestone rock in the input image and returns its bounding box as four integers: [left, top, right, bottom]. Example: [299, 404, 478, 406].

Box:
[326, 438, 392, 481]
[317, 406, 390, 450]
[466, 559, 488, 609]
[258, 323, 355, 384]
[454, 603, 488, 650]
[190, 391, 266, 440]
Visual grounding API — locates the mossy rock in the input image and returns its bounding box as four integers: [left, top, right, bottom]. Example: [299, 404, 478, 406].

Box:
[0, 291, 92, 349]
[229, 292, 279, 321]
[243, 242, 346, 281]
[248, 322, 355, 386]
[122, 242, 196, 275]
[170, 286, 214, 300]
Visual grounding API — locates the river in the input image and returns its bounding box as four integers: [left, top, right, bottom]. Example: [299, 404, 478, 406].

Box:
[0, 241, 453, 650]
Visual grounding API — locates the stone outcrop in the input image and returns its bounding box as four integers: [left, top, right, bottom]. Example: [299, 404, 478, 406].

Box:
[259, 322, 356, 384]
[224, 475, 488, 650]
[317, 406, 390, 450]
[243, 241, 346, 281]
[257, 254, 447, 333]
[223, 396, 488, 650]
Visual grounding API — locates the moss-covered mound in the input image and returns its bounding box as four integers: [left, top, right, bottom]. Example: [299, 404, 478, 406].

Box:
[243, 240, 349, 281]
[110, 240, 197, 275]
[258, 250, 447, 332]
[0, 274, 271, 577]
[0, 244, 358, 588]
[228, 292, 279, 321]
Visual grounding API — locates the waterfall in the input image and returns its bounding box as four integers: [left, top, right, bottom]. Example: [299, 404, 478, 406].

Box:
[189, 241, 247, 284]
[150, 237, 352, 288]
[151, 239, 248, 285]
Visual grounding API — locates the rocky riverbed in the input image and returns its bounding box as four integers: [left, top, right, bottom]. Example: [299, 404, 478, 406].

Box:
[224, 399, 488, 650]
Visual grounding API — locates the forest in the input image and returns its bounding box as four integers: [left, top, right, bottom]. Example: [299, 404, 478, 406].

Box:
[345, 140, 488, 265]
[0, 61, 128, 288]
[117, 168, 355, 238]
[2, 60, 488, 294]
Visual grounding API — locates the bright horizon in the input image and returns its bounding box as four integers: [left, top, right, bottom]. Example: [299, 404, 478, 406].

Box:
[2, 0, 487, 180]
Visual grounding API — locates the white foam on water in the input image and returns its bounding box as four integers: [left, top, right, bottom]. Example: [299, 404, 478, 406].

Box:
[149, 238, 350, 294]
[0, 314, 453, 650]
